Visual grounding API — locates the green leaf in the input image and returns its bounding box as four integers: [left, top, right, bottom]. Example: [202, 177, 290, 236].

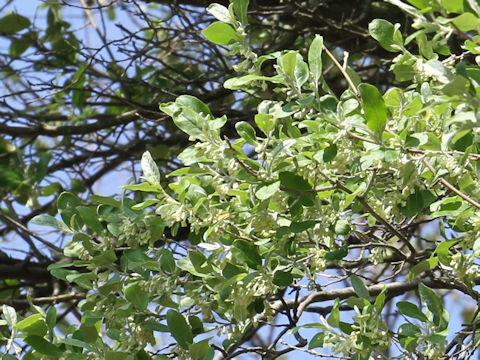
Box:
[9, 31, 35, 57]
[294, 53, 309, 89]
[281, 51, 298, 76]
[57, 192, 81, 227]
[400, 189, 436, 217]
[255, 181, 280, 200]
[30, 215, 71, 233]
[408, 257, 438, 282]
[0, 13, 30, 34]
[166, 310, 193, 349]
[232, 239, 262, 269]
[369, 19, 399, 52]
[290, 220, 317, 233]
[46, 307, 56, 335]
[279, 171, 311, 192]
[452, 13, 480, 32]
[207, 4, 231, 23]
[309, 333, 325, 349]
[24, 335, 63, 357]
[122, 182, 161, 192]
[350, 274, 371, 301]
[359, 83, 387, 135]
[308, 35, 323, 88]
[434, 239, 458, 266]
[92, 250, 117, 266]
[418, 284, 444, 325]
[124, 283, 149, 311]
[16, 314, 47, 337]
[327, 299, 340, 327]
[201, 22, 241, 45]
[141, 151, 160, 184]
[254, 114, 275, 135]
[76, 206, 104, 235]
[190, 339, 212, 360]
[398, 323, 421, 337]
[334, 219, 351, 235]
[105, 351, 130, 360]
[235, 121, 257, 145]
[324, 245, 348, 260]
[159, 249, 176, 273]
[224, 74, 285, 90]
[442, 0, 464, 13]
[273, 270, 293, 287]
[188, 315, 205, 335]
[3, 305, 17, 327]
[233, 0, 249, 25]
[397, 301, 428, 322]
[89, 194, 121, 208]
[160, 95, 212, 139]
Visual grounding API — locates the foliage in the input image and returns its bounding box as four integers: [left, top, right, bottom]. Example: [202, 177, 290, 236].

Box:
[1, 0, 480, 359]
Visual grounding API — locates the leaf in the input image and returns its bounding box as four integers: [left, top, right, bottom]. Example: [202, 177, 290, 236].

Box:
[452, 13, 480, 32]
[294, 53, 309, 89]
[233, 0, 249, 25]
[397, 301, 428, 322]
[141, 151, 160, 184]
[334, 219, 351, 235]
[309, 333, 325, 349]
[30, 214, 72, 233]
[89, 194, 121, 208]
[369, 19, 399, 52]
[57, 192, 81, 226]
[350, 274, 371, 301]
[166, 310, 193, 349]
[442, 0, 464, 13]
[159, 249, 176, 273]
[435, 239, 458, 266]
[3, 305, 17, 327]
[255, 181, 280, 200]
[124, 283, 149, 311]
[201, 22, 240, 45]
[279, 171, 311, 191]
[327, 299, 340, 327]
[254, 114, 275, 135]
[76, 206, 104, 235]
[92, 250, 117, 266]
[418, 283, 444, 324]
[16, 314, 47, 337]
[207, 4, 231, 23]
[398, 323, 421, 337]
[272, 270, 293, 287]
[359, 83, 387, 135]
[160, 95, 212, 139]
[9, 31, 35, 57]
[232, 239, 262, 269]
[281, 51, 298, 76]
[190, 339, 212, 360]
[324, 245, 349, 260]
[235, 121, 257, 145]
[0, 13, 30, 34]
[408, 257, 438, 282]
[400, 189, 436, 217]
[24, 335, 63, 357]
[224, 74, 285, 90]
[308, 35, 323, 87]
[188, 315, 205, 335]
[290, 220, 317, 233]
[122, 182, 161, 192]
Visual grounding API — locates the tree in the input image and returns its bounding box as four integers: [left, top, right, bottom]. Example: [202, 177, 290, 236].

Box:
[1, 0, 480, 358]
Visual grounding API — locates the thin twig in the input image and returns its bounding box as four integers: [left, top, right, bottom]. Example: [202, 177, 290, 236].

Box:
[322, 44, 360, 98]
[423, 159, 480, 209]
